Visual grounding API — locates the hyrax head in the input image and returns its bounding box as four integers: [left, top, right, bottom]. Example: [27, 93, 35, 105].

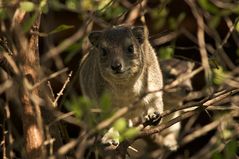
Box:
[88, 26, 146, 84]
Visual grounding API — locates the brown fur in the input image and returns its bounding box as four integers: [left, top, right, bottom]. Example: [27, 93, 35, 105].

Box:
[79, 25, 163, 121]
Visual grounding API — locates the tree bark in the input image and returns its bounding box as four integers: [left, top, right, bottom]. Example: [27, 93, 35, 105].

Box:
[12, 9, 45, 159]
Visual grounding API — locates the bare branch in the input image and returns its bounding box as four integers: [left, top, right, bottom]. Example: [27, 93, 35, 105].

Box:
[32, 67, 68, 90]
[53, 71, 72, 107]
[186, 0, 212, 85]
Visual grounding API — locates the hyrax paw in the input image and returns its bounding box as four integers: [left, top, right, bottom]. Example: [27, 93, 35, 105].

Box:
[163, 138, 178, 151]
[144, 111, 161, 126]
[101, 138, 119, 147]
[163, 134, 178, 151]
[101, 128, 120, 148]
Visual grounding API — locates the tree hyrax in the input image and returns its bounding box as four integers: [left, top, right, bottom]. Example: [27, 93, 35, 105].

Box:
[80, 25, 163, 124]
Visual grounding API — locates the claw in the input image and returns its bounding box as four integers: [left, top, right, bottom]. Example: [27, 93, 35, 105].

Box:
[144, 111, 161, 126]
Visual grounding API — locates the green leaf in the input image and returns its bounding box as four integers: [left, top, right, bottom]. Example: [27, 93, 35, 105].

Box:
[123, 127, 139, 139]
[102, 5, 125, 20]
[98, 92, 112, 120]
[99, 92, 111, 113]
[0, 8, 7, 20]
[236, 49, 239, 57]
[22, 12, 38, 32]
[98, 0, 112, 10]
[159, 46, 174, 60]
[209, 16, 221, 29]
[65, 97, 82, 118]
[151, 8, 168, 30]
[64, 41, 82, 63]
[224, 140, 237, 159]
[177, 12, 186, 24]
[20, 1, 35, 12]
[40, 0, 48, 13]
[212, 66, 228, 85]
[113, 118, 127, 133]
[169, 17, 177, 30]
[81, 0, 95, 10]
[212, 152, 223, 159]
[0, 46, 4, 52]
[48, 0, 63, 10]
[198, 0, 220, 14]
[236, 21, 239, 32]
[66, 0, 78, 10]
[169, 12, 186, 30]
[49, 24, 74, 35]
[65, 96, 92, 119]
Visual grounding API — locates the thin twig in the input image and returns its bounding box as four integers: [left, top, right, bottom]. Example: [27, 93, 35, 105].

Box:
[42, 20, 92, 61]
[32, 67, 68, 90]
[47, 81, 55, 102]
[53, 71, 72, 107]
[3, 53, 19, 75]
[181, 113, 227, 145]
[0, 37, 13, 55]
[164, 66, 203, 90]
[125, 0, 147, 25]
[139, 89, 239, 137]
[151, 31, 179, 46]
[95, 107, 129, 131]
[162, 88, 239, 119]
[48, 111, 74, 127]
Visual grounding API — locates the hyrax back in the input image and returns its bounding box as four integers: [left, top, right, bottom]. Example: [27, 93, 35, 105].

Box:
[80, 25, 163, 122]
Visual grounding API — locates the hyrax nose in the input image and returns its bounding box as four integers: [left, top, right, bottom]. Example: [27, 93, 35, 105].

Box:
[111, 61, 122, 72]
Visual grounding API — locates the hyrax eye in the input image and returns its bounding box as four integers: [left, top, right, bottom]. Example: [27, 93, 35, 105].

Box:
[127, 45, 134, 54]
[101, 47, 107, 57]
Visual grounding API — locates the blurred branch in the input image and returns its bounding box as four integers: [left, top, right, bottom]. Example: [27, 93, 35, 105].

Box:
[191, 130, 238, 159]
[0, 37, 13, 55]
[0, 37, 16, 76]
[32, 67, 68, 90]
[125, 0, 147, 25]
[210, 0, 237, 9]
[139, 88, 239, 137]
[164, 66, 204, 90]
[186, 0, 212, 85]
[151, 31, 179, 46]
[181, 28, 216, 56]
[102, 88, 239, 157]
[89, 81, 238, 158]
[205, 16, 236, 69]
[181, 112, 228, 145]
[10, 5, 46, 158]
[225, 17, 239, 48]
[42, 20, 93, 61]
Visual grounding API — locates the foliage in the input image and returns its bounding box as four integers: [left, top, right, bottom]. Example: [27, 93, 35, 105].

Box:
[159, 46, 174, 59]
[212, 66, 228, 85]
[0, 0, 239, 159]
[113, 118, 139, 142]
[213, 140, 238, 159]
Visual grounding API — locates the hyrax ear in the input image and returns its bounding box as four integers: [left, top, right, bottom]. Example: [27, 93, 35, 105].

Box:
[131, 26, 148, 44]
[88, 31, 102, 47]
